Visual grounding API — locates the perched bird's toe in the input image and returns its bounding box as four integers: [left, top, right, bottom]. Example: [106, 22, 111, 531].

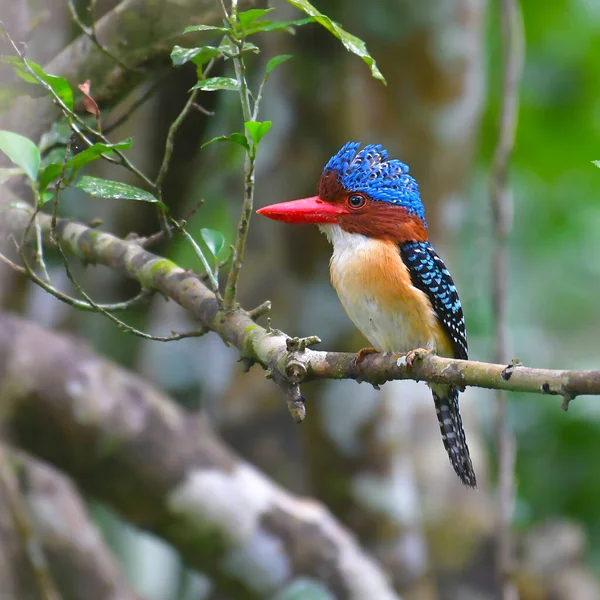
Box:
[352, 347, 379, 370]
[405, 347, 431, 368]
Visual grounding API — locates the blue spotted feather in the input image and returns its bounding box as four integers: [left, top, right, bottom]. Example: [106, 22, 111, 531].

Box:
[399, 241, 468, 360]
[399, 240, 475, 487]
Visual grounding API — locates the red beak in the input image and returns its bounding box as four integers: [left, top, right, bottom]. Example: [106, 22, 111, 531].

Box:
[256, 196, 348, 224]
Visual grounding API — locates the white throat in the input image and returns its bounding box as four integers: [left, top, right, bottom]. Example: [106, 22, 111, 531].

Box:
[318, 224, 372, 253]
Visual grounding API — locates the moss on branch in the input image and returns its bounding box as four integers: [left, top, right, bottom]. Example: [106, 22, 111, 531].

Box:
[0, 206, 591, 418]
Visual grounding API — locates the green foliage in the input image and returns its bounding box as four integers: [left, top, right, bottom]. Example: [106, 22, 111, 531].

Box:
[182, 24, 229, 35]
[285, 0, 385, 83]
[202, 133, 249, 151]
[245, 120, 272, 145]
[190, 77, 240, 92]
[237, 8, 275, 30]
[0, 130, 40, 183]
[66, 139, 132, 173]
[3, 56, 74, 109]
[170, 45, 222, 67]
[39, 139, 133, 194]
[76, 176, 167, 210]
[266, 54, 293, 75]
[200, 228, 226, 257]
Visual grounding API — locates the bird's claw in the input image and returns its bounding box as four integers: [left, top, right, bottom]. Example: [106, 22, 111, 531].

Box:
[405, 347, 431, 369]
[352, 347, 379, 370]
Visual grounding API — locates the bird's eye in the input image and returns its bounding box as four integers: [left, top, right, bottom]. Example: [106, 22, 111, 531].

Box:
[347, 194, 366, 209]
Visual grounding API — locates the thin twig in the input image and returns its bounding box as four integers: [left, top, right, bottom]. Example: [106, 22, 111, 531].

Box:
[178, 227, 221, 298]
[223, 16, 256, 310]
[66, 0, 140, 73]
[0, 249, 207, 341]
[155, 88, 200, 191]
[490, 0, 524, 597]
[248, 300, 271, 320]
[0, 445, 62, 600]
[6, 32, 158, 192]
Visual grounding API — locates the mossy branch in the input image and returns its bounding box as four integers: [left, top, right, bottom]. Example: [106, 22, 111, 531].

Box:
[1, 201, 597, 421]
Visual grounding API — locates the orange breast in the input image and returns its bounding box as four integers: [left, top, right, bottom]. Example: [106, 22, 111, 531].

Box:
[326, 229, 454, 356]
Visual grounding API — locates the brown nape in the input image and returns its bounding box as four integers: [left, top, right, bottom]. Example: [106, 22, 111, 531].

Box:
[339, 201, 428, 244]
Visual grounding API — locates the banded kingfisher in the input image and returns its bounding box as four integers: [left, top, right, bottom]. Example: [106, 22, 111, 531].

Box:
[257, 142, 476, 488]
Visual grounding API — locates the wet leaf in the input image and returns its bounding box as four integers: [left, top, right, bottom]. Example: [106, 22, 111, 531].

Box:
[190, 77, 240, 92]
[183, 24, 229, 34]
[76, 176, 167, 210]
[38, 139, 132, 193]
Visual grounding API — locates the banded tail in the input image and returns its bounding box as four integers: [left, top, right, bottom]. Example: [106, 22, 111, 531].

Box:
[431, 383, 476, 488]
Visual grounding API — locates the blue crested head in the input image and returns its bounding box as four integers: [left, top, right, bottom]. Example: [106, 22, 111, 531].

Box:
[321, 142, 426, 224]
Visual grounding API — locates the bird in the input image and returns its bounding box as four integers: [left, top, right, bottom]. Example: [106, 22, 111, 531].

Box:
[256, 142, 476, 488]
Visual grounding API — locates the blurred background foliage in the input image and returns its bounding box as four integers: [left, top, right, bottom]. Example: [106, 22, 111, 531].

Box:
[4, 0, 600, 598]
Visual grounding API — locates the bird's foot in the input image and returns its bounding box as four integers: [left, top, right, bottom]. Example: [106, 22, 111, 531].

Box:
[405, 347, 432, 369]
[352, 347, 379, 370]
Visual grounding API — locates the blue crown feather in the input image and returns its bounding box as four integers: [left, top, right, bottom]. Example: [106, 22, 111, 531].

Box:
[323, 142, 426, 224]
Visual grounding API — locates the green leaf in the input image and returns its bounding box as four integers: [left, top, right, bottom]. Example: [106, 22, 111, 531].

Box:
[171, 45, 222, 67]
[245, 17, 313, 36]
[2, 56, 37, 83]
[39, 190, 55, 206]
[76, 176, 167, 210]
[285, 0, 385, 84]
[266, 54, 293, 75]
[201, 133, 249, 151]
[191, 77, 240, 92]
[216, 39, 260, 58]
[240, 41, 261, 54]
[38, 139, 133, 193]
[183, 24, 229, 34]
[38, 163, 63, 193]
[3, 57, 74, 109]
[0, 130, 40, 182]
[245, 121, 272, 145]
[593, 160, 600, 168]
[66, 139, 132, 172]
[200, 228, 225, 257]
[237, 8, 275, 30]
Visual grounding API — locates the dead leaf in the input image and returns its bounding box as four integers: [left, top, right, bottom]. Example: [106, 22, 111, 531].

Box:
[78, 80, 100, 118]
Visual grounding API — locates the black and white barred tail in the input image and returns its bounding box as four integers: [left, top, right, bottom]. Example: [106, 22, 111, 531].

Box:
[430, 383, 476, 488]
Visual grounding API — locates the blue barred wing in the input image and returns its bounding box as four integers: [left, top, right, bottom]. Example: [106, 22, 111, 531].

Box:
[399, 241, 468, 360]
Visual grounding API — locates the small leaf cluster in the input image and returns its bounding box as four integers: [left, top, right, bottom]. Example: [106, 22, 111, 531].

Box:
[0, 56, 164, 210]
[171, 2, 385, 159]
